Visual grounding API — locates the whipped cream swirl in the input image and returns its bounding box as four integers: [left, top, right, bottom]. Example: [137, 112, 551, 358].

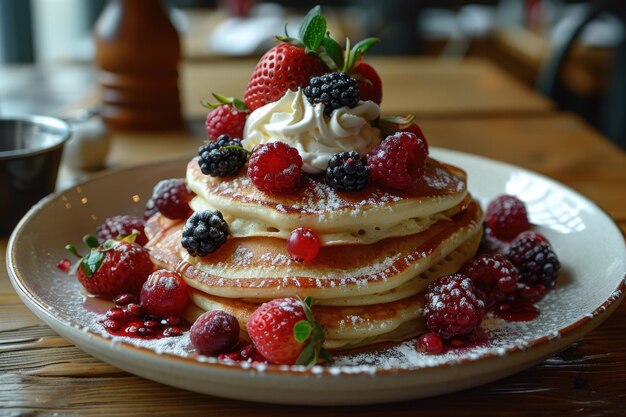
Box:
[242, 89, 381, 174]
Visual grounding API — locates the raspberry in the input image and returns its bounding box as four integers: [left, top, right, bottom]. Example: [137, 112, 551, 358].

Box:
[205, 104, 248, 141]
[424, 274, 485, 339]
[197, 135, 248, 177]
[484, 195, 531, 241]
[461, 254, 519, 307]
[151, 178, 194, 220]
[401, 123, 427, 147]
[303, 72, 359, 115]
[506, 237, 561, 288]
[367, 132, 428, 190]
[478, 226, 508, 255]
[181, 209, 229, 257]
[96, 215, 148, 246]
[247, 142, 303, 193]
[325, 151, 369, 191]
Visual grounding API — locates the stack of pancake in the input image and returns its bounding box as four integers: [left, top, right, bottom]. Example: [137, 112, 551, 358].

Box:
[145, 157, 483, 350]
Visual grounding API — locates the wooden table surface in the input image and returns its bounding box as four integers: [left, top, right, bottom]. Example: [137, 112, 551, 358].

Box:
[2, 57, 626, 416]
[0, 57, 552, 121]
[181, 57, 554, 119]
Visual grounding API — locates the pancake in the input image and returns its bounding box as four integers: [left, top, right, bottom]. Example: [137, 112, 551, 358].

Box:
[184, 290, 426, 350]
[186, 157, 468, 245]
[145, 199, 482, 300]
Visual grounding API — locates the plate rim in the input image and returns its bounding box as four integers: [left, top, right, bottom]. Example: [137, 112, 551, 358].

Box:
[6, 148, 626, 378]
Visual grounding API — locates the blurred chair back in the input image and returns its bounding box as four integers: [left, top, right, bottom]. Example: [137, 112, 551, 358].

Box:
[536, 0, 626, 148]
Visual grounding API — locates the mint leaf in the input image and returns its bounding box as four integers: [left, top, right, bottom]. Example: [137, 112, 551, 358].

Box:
[293, 320, 313, 343]
[299, 5, 321, 41]
[302, 15, 326, 51]
[352, 37, 380, 58]
[321, 35, 343, 69]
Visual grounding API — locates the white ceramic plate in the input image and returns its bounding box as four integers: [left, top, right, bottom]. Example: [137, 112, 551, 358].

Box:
[7, 148, 626, 405]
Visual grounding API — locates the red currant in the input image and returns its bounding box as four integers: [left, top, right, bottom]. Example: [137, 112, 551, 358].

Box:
[416, 332, 443, 354]
[190, 310, 240, 356]
[56, 258, 71, 273]
[287, 228, 321, 262]
[140, 270, 188, 317]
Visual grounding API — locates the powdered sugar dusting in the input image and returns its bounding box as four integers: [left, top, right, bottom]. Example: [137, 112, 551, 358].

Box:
[42, 275, 624, 376]
[194, 158, 463, 217]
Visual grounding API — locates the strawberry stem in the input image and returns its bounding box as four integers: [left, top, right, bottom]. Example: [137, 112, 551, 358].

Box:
[202, 94, 249, 112]
[294, 296, 330, 368]
[65, 244, 82, 259]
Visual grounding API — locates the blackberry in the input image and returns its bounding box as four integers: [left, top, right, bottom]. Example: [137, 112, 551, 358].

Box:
[198, 135, 248, 177]
[506, 237, 561, 288]
[325, 151, 369, 191]
[181, 210, 229, 257]
[303, 72, 359, 115]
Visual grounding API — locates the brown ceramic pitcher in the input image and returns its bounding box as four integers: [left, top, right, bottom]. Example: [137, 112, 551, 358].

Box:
[94, 0, 183, 131]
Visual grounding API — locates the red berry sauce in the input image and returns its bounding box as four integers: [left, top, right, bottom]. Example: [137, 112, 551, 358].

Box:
[495, 300, 540, 322]
[99, 293, 188, 339]
[218, 342, 269, 364]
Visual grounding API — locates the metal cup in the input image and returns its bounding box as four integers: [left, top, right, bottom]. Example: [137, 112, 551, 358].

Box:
[0, 115, 71, 234]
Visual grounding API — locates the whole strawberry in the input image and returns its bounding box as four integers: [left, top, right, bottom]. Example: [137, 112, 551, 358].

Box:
[68, 236, 154, 299]
[350, 61, 382, 104]
[247, 297, 329, 366]
[244, 43, 324, 111]
[203, 94, 249, 141]
[244, 6, 381, 111]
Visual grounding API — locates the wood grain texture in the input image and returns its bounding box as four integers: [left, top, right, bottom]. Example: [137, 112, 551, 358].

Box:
[180, 57, 554, 120]
[1, 59, 625, 416]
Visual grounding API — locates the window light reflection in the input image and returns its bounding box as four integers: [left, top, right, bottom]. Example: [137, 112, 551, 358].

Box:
[505, 173, 587, 234]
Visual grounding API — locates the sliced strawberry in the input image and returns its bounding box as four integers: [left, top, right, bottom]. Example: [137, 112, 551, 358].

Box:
[246, 296, 329, 366]
[350, 61, 382, 104]
[68, 235, 154, 299]
[244, 43, 324, 111]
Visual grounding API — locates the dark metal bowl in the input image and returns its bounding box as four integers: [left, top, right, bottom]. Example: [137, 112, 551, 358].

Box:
[0, 115, 71, 234]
